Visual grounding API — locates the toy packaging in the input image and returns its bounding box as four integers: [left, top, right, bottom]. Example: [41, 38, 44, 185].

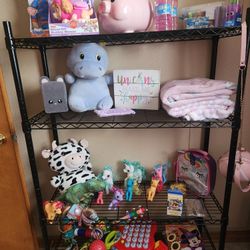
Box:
[165, 222, 204, 250]
[27, 0, 49, 37]
[185, 199, 206, 217]
[175, 149, 217, 197]
[167, 188, 183, 216]
[48, 0, 99, 36]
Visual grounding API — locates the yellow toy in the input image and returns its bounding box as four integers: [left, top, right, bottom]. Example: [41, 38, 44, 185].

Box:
[147, 178, 160, 201]
[170, 183, 187, 194]
[133, 180, 142, 195]
[43, 200, 64, 222]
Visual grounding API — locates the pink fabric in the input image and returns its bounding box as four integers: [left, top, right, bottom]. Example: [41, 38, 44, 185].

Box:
[160, 78, 236, 107]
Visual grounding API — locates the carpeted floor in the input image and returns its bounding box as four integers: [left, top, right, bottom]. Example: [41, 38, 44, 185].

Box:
[224, 243, 250, 250]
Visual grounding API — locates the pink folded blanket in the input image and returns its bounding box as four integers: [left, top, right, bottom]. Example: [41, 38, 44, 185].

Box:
[161, 78, 236, 107]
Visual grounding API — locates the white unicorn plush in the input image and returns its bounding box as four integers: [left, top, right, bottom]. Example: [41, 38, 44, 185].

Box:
[98, 165, 114, 195]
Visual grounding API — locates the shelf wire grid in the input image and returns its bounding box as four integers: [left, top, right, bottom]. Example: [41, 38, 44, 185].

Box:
[29, 110, 234, 130]
[48, 182, 219, 249]
[12, 27, 241, 49]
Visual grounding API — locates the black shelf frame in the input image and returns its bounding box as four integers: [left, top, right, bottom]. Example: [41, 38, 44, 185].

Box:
[3, 8, 250, 249]
[29, 110, 235, 130]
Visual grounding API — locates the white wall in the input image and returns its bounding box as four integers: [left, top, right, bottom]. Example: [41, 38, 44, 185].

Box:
[0, 0, 250, 239]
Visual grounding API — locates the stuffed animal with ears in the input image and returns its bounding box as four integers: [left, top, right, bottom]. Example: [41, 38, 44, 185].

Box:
[65, 43, 113, 112]
[41, 138, 96, 193]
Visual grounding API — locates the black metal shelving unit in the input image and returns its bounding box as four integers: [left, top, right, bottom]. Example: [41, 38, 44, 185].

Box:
[3, 7, 250, 249]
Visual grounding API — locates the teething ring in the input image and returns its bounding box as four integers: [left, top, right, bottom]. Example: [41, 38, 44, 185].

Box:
[167, 233, 176, 242]
[171, 241, 180, 250]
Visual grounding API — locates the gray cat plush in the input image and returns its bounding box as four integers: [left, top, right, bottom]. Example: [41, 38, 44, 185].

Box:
[40, 76, 68, 113]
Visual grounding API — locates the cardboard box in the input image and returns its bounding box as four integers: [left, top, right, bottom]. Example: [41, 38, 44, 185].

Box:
[27, 0, 49, 37]
[48, 0, 99, 37]
[114, 70, 161, 110]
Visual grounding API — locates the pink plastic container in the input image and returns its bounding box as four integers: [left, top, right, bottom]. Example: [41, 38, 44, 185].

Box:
[154, 0, 178, 31]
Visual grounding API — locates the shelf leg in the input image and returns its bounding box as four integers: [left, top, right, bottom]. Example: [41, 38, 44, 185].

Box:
[203, 37, 219, 151]
[3, 21, 50, 250]
[39, 46, 59, 143]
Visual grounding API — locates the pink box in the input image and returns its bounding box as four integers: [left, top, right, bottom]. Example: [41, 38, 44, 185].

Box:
[48, 0, 99, 37]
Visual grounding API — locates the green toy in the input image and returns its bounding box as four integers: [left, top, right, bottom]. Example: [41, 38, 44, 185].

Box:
[56, 178, 105, 207]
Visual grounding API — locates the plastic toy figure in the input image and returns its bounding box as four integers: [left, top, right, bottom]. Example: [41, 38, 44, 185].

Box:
[122, 160, 146, 195]
[96, 191, 104, 205]
[98, 165, 114, 195]
[125, 178, 134, 202]
[108, 187, 124, 210]
[147, 177, 160, 202]
[120, 206, 147, 220]
[43, 200, 65, 222]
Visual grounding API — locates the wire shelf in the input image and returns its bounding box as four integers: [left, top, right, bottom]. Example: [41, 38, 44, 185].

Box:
[29, 110, 234, 130]
[49, 224, 216, 250]
[11, 26, 241, 49]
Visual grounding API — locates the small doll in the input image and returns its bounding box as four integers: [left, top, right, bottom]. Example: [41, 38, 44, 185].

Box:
[120, 206, 147, 220]
[108, 187, 124, 210]
[125, 178, 134, 202]
[147, 177, 159, 202]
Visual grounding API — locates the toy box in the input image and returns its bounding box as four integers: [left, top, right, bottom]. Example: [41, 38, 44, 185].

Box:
[167, 188, 183, 216]
[27, 0, 49, 37]
[48, 0, 99, 37]
[113, 70, 161, 110]
[165, 222, 204, 250]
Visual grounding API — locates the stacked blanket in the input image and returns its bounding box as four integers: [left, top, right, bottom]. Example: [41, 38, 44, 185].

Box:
[160, 78, 236, 121]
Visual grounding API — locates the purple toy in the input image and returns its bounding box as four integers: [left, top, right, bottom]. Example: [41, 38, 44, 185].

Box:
[98, 0, 153, 33]
[108, 187, 124, 210]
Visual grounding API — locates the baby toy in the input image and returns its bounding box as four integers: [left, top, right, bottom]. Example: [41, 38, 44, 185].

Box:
[108, 187, 124, 210]
[122, 160, 146, 186]
[120, 206, 147, 220]
[65, 204, 99, 226]
[65, 43, 113, 112]
[57, 178, 106, 206]
[125, 178, 134, 202]
[41, 138, 95, 193]
[40, 75, 68, 114]
[27, 0, 49, 31]
[43, 200, 65, 222]
[147, 177, 160, 202]
[89, 240, 106, 250]
[181, 229, 203, 250]
[98, 0, 153, 33]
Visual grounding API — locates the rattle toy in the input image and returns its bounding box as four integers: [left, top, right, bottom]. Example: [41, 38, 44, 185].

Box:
[89, 239, 106, 250]
[105, 231, 122, 250]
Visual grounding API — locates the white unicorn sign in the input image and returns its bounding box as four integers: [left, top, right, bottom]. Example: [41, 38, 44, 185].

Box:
[114, 70, 161, 110]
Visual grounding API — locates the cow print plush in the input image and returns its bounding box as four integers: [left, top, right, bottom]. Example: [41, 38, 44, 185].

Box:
[42, 138, 96, 193]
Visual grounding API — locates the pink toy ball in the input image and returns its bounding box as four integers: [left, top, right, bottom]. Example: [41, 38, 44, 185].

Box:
[89, 240, 106, 250]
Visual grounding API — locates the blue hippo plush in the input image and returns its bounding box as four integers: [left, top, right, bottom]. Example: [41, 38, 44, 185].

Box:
[65, 43, 113, 112]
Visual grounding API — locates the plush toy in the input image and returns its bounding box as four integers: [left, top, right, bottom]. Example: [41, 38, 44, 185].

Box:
[40, 75, 68, 114]
[65, 43, 113, 112]
[27, 0, 49, 30]
[41, 138, 95, 193]
[57, 178, 106, 206]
